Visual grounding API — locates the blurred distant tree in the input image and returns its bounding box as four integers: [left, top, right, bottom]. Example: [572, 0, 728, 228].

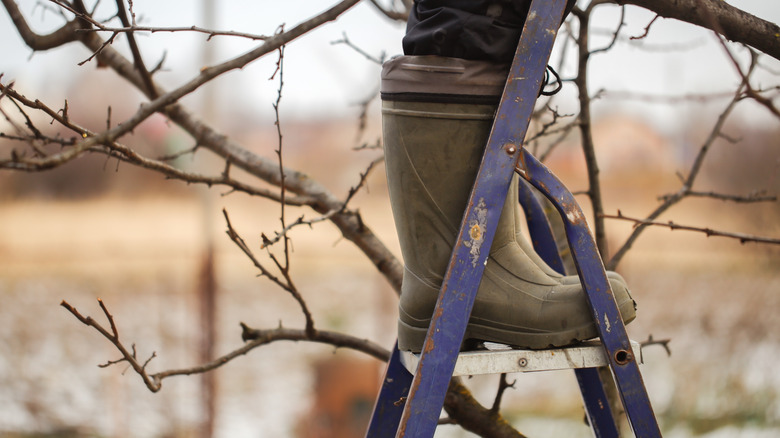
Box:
[1, 1, 778, 437]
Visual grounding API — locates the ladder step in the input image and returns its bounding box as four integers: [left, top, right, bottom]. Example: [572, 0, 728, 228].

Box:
[400, 341, 641, 376]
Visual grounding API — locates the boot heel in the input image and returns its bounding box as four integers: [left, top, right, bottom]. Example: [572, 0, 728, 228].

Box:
[397, 319, 429, 353]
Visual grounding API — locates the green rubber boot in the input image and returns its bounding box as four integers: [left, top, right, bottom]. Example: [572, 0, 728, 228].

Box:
[381, 56, 636, 353]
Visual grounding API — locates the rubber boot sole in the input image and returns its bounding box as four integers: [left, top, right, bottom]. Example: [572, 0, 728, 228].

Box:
[398, 295, 637, 353]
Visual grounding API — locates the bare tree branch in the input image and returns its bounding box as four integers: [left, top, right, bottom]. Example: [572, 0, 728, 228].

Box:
[685, 0, 780, 120]
[76, 24, 269, 41]
[8, 1, 776, 436]
[61, 299, 162, 391]
[61, 299, 389, 392]
[222, 209, 316, 337]
[62, 272, 525, 437]
[613, 0, 780, 61]
[607, 67, 749, 270]
[590, 5, 626, 55]
[114, 0, 157, 98]
[15, 0, 365, 156]
[572, 5, 610, 257]
[443, 378, 528, 438]
[719, 44, 780, 120]
[239, 323, 389, 360]
[1, 0, 80, 50]
[76, 8, 405, 294]
[490, 374, 516, 414]
[2, 0, 405, 293]
[258, 157, 384, 250]
[0, 82, 312, 204]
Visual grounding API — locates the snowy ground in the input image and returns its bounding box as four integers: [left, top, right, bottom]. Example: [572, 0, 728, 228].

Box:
[0, 191, 778, 437]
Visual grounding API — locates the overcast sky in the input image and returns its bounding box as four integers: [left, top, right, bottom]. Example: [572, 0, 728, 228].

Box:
[0, 1, 778, 130]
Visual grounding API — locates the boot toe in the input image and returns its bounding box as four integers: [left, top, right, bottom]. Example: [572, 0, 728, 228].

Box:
[398, 261, 639, 353]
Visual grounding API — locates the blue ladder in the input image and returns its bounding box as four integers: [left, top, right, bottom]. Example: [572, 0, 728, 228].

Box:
[366, 0, 662, 436]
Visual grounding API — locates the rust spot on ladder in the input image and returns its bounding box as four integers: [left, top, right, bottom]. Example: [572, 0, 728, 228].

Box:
[469, 223, 482, 241]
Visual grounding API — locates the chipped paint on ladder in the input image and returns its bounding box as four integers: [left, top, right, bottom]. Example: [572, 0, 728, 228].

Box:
[464, 197, 488, 267]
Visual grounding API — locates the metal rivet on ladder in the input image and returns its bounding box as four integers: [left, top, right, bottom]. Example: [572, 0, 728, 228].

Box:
[517, 357, 528, 367]
[504, 143, 517, 155]
[614, 349, 633, 365]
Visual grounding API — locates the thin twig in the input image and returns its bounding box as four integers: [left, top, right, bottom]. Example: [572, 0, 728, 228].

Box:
[114, 0, 157, 97]
[353, 86, 381, 143]
[222, 209, 316, 336]
[661, 190, 777, 204]
[630, 14, 659, 40]
[597, 88, 741, 104]
[61, 299, 161, 391]
[589, 27, 707, 52]
[331, 32, 385, 64]
[490, 374, 516, 414]
[78, 32, 118, 66]
[222, 210, 290, 290]
[53, 0, 269, 42]
[258, 156, 383, 249]
[353, 138, 382, 151]
[271, 45, 290, 268]
[602, 211, 780, 245]
[76, 24, 268, 41]
[366, 0, 408, 21]
[264, 45, 317, 336]
[640, 334, 672, 357]
[156, 144, 199, 162]
[590, 5, 625, 55]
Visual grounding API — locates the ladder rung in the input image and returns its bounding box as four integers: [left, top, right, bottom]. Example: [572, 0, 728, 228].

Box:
[400, 341, 641, 376]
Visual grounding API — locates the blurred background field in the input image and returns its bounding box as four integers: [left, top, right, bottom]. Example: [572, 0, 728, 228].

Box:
[0, 111, 778, 437]
[1, 1, 779, 437]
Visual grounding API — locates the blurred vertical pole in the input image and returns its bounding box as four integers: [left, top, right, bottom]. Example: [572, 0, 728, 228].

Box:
[199, 0, 218, 437]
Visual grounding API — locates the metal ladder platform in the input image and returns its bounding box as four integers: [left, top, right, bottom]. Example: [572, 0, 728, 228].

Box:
[399, 340, 643, 377]
[366, 0, 663, 436]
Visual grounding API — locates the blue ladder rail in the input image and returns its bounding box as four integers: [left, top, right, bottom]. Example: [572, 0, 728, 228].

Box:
[518, 179, 621, 438]
[518, 149, 661, 437]
[366, 0, 662, 436]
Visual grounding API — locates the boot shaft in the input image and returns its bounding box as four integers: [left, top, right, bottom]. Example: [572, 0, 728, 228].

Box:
[381, 56, 637, 352]
[381, 56, 507, 277]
